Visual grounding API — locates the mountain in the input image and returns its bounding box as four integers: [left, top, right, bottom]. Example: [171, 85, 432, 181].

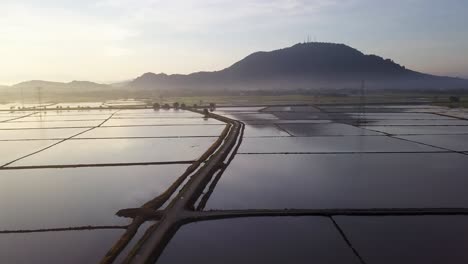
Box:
[12, 80, 111, 91]
[130, 42, 468, 91]
[1, 80, 125, 102]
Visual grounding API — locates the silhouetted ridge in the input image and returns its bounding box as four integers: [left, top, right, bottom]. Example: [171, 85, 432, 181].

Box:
[220, 42, 413, 80]
[128, 42, 468, 91]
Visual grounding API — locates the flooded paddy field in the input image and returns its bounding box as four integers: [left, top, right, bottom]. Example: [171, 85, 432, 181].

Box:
[186, 104, 468, 264]
[0, 165, 188, 229]
[157, 217, 361, 264]
[334, 215, 468, 264]
[0, 107, 224, 263]
[0, 229, 123, 264]
[1, 103, 468, 263]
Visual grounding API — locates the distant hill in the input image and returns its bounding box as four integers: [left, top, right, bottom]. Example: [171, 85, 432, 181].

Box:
[130, 42, 468, 91]
[12, 80, 111, 91]
[1, 80, 126, 102]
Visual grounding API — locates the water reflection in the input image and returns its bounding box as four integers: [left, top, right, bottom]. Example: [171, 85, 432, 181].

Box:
[206, 153, 468, 210]
[239, 136, 439, 153]
[0, 128, 88, 140]
[0, 165, 187, 229]
[0, 229, 122, 264]
[365, 126, 468, 135]
[242, 125, 291, 137]
[334, 215, 468, 264]
[0, 140, 59, 166]
[0, 120, 102, 129]
[9, 137, 216, 166]
[157, 217, 360, 264]
[398, 134, 468, 152]
[278, 123, 383, 136]
[103, 118, 223, 126]
[76, 125, 225, 138]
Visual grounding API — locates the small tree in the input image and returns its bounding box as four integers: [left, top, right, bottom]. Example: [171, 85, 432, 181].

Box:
[180, 103, 186, 109]
[449, 96, 461, 103]
[173, 102, 180, 109]
[193, 104, 198, 109]
[203, 108, 210, 117]
[163, 103, 170, 109]
[209, 102, 216, 112]
[153, 103, 160, 110]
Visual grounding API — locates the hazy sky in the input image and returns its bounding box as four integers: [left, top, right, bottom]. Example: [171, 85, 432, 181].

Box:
[1, 0, 467, 85]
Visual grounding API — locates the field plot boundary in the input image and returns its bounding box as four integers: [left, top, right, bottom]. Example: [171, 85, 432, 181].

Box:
[96, 110, 242, 264]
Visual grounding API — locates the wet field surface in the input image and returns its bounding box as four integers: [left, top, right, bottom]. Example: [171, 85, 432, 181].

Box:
[1, 103, 468, 263]
[0, 107, 224, 263]
[0, 229, 123, 264]
[0, 165, 187, 228]
[333, 215, 468, 264]
[194, 104, 468, 264]
[157, 217, 361, 264]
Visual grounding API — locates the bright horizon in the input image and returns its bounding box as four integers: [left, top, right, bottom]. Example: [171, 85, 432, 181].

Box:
[1, 0, 468, 85]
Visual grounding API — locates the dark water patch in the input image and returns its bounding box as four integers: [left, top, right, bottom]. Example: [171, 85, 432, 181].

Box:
[242, 124, 291, 137]
[0, 165, 188, 229]
[397, 135, 468, 152]
[363, 119, 468, 126]
[205, 153, 468, 210]
[157, 217, 361, 264]
[365, 126, 468, 135]
[0, 229, 123, 264]
[278, 123, 383, 136]
[334, 215, 468, 264]
[239, 136, 439, 153]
